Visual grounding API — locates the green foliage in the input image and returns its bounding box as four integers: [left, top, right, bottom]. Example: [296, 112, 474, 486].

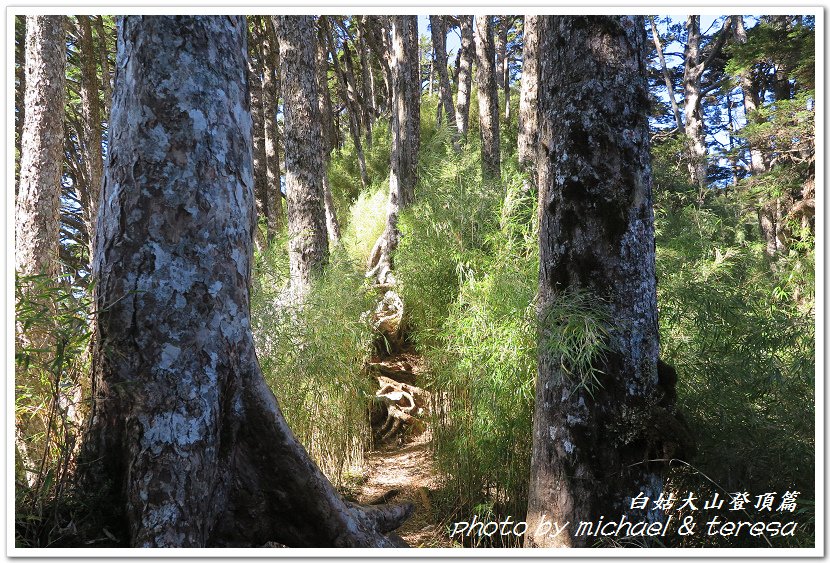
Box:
[725, 17, 815, 91]
[250, 242, 376, 486]
[15, 274, 91, 547]
[539, 289, 613, 396]
[654, 186, 815, 545]
[424, 173, 538, 521]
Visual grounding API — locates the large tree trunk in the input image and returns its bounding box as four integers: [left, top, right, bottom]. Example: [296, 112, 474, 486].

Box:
[454, 15, 474, 139]
[16, 16, 66, 277]
[526, 16, 671, 548]
[277, 16, 330, 300]
[78, 16, 104, 261]
[474, 15, 500, 180]
[79, 16, 410, 548]
[430, 16, 455, 130]
[367, 16, 419, 284]
[517, 15, 540, 168]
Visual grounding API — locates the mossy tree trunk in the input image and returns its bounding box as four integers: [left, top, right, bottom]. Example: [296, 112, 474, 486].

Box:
[526, 16, 667, 548]
[80, 16, 410, 547]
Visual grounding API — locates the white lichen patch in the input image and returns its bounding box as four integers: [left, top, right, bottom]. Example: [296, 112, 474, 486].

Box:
[159, 343, 180, 370]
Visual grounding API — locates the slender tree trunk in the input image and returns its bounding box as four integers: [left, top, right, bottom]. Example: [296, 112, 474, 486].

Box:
[683, 15, 733, 197]
[362, 16, 392, 116]
[517, 15, 540, 168]
[248, 29, 269, 251]
[259, 17, 283, 237]
[78, 16, 104, 261]
[430, 16, 455, 131]
[650, 17, 683, 132]
[367, 16, 419, 284]
[94, 16, 112, 123]
[733, 16, 765, 176]
[683, 15, 707, 194]
[316, 19, 342, 245]
[474, 15, 500, 180]
[14, 16, 25, 195]
[356, 20, 376, 141]
[323, 17, 370, 189]
[16, 15, 66, 277]
[454, 16, 474, 139]
[526, 16, 672, 548]
[79, 16, 410, 547]
[498, 16, 511, 121]
[277, 16, 330, 300]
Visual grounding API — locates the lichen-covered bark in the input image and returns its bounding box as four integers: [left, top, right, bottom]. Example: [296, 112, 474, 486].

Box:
[277, 15, 329, 300]
[517, 15, 540, 167]
[455, 16, 474, 138]
[526, 16, 667, 548]
[368, 16, 419, 284]
[430, 16, 455, 130]
[80, 16, 410, 547]
[474, 15, 500, 179]
[16, 15, 66, 277]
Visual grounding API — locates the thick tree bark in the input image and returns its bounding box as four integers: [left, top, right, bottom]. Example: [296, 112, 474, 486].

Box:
[430, 16, 455, 130]
[526, 16, 672, 548]
[277, 16, 330, 300]
[367, 16, 419, 284]
[78, 16, 104, 261]
[517, 15, 540, 168]
[454, 16, 474, 139]
[79, 16, 410, 548]
[16, 15, 66, 277]
[474, 15, 500, 180]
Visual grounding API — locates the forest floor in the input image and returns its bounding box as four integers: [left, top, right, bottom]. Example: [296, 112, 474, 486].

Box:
[359, 350, 455, 548]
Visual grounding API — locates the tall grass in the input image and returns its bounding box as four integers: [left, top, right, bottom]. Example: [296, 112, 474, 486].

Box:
[250, 240, 376, 485]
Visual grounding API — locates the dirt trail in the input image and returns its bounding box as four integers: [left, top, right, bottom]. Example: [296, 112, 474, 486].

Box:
[361, 351, 454, 548]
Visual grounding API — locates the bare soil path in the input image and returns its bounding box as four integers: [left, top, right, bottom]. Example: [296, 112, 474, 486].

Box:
[361, 351, 454, 548]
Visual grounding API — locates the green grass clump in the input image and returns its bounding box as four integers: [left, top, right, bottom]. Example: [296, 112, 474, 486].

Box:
[251, 244, 375, 485]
